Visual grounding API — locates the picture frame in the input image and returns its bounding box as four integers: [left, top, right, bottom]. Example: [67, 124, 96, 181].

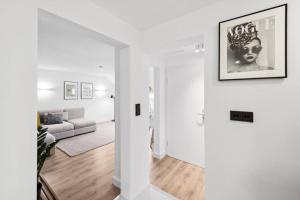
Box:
[64, 81, 78, 100]
[219, 4, 287, 81]
[81, 82, 93, 99]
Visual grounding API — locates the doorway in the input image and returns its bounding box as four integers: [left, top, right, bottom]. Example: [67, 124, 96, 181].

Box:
[166, 50, 205, 167]
[149, 38, 205, 200]
[37, 9, 127, 200]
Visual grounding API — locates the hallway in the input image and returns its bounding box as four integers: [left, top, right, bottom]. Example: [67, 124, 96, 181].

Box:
[41, 143, 204, 200]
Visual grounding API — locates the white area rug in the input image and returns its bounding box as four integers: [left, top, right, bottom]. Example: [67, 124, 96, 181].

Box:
[57, 122, 114, 156]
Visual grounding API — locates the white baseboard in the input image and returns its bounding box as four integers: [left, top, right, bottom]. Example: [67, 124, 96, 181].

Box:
[114, 195, 126, 200]
[114, 184, 177, 200]
[96, 119, 114, 124]
[112, 176, 121, 188]
[152, 151, 166, 160]
[149, 185, 178, 199]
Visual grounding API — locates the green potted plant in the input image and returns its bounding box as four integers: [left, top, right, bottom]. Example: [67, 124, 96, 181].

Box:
[37, 126, 56, 200]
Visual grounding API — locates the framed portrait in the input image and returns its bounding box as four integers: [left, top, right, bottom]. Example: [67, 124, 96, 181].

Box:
[64, 81, 78, 100]
[219, 4, 287, 81]
[81, 82, 93, 99]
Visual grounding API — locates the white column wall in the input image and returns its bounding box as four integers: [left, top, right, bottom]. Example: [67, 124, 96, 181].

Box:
[113, 48, 121, 187]
[120, 47, 150, 200]
[0, 0, 37, 199]
[143, 0, 300, 200]
[128, 47, 150, 199]
[153, 67, 167, 159]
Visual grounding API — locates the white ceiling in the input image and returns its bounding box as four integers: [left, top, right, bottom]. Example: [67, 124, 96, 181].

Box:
[92, 0, 223, 30]
[38, 10, 115, 81]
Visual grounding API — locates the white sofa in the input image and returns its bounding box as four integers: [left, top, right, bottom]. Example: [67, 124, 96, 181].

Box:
[39, 107, 96, 140]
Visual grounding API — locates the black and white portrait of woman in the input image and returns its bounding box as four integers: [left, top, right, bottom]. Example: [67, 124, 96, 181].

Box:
[219, 4, 287, 80]
[227, 21, 275, 73]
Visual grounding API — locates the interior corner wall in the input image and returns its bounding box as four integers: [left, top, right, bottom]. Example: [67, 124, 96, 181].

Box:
[143, 0, 300, 200]
[37, 69, 114, 122]
[153, 67, 166, 158]
[0, 0, 37, 199]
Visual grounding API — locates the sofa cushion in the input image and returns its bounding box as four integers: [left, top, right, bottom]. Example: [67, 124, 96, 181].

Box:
[74, 125, 96, 135]
[63, 107, 85, 120]
[43, 121, 74, 134]
[39, 109, 64, 123]
[68, 118, 96, 129]
[44, 113, 63, 125]
[52, 112, 68, 121]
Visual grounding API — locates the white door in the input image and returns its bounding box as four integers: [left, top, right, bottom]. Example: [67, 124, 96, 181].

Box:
[166, 57, 205, 167]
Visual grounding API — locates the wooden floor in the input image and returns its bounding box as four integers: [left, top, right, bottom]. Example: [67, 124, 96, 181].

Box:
[41, 143, 204, 200]
[41, 144, 119, 200]
[151, 156, 205, 200]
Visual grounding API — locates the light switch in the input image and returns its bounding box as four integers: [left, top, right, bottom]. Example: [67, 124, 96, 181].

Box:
[230, 110, 253, 122]
[135, 104, 141, 116]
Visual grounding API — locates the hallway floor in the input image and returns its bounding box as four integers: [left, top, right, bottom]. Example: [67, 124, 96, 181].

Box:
[41, 141, 204, 200]
[151, 156, 205, 200]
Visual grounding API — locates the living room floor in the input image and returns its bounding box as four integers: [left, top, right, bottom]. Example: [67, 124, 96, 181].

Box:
[41, 123, 204, 200]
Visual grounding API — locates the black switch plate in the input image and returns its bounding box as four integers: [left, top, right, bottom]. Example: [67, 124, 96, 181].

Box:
[135, 104, 141, 116]
[230, 111, 253, 122]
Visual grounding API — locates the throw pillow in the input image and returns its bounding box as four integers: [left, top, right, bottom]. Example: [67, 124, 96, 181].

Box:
[44, 113, 63, 125]
[40, 112, 48, 124]
[52, 112, 68, 121]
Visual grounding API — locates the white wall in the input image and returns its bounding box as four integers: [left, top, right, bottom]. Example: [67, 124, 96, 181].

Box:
[119, 47, 150, 199]
[143, 0, 300, 200]
[39, 1, 151, 199]
[152, 67, 167, 159]
[39, 0, 141, 47]
[165, 53, 205, 167]
[0, 0, 149, 199]
[37, 69, 114, 122]
[0, 0, 37, 199]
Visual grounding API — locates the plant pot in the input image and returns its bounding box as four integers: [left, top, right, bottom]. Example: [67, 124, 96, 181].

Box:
[37, 182, 42, 200]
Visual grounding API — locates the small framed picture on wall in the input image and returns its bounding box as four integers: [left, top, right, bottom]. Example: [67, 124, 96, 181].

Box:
[219, 4, 287, 80]
[64, 81, 78, 100]
[81, 82, 93, 99]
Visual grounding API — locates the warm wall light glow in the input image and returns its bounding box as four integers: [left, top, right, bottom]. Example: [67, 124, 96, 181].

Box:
[37, 81, 54, 99]
[95, 90, 107, 97]
[95, 85, 107, 91]
[37, 90, 53, 97]
[95, 85, 108, 97]
[37, 81, 53, 90]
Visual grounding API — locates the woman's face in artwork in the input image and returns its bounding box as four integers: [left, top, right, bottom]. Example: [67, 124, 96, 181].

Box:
[239, 39, 262, 64]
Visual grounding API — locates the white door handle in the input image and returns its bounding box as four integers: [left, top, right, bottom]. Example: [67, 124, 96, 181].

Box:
[196, 112, 205, 126]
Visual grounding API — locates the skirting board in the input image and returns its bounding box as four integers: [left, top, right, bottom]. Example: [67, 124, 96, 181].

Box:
[152, 151, 166, 160]
[112, 176, 121, 188]
[113, 184, 177, 200]
[96, 119, 114, 124]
